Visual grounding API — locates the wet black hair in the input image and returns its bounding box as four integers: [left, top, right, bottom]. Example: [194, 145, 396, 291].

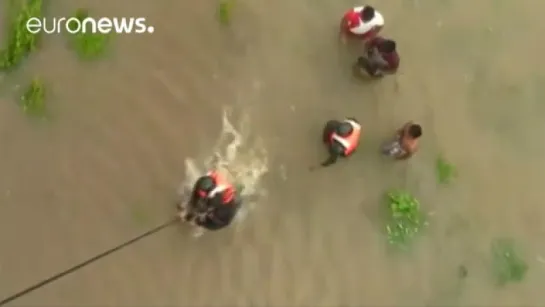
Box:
[195, 175, 215, 192]
[336, 122, 353, 137]
[360, 6, 375, 22]
[378, 40, 396, 53]
[408, 124, 422, 138]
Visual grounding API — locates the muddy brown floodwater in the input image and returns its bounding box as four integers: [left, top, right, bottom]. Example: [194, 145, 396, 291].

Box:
[1, 0, 545, 306]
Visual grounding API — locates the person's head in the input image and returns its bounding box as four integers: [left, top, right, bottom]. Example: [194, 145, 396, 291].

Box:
[360, 6, 375, 22]
[378, 40, 396, 53]
[336, 122, 353, 137]
[196, 175, 215, 196]
[407, 124, 422, 139]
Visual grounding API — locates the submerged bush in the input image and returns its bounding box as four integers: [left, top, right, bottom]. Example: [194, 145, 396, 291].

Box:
[20, 78, 46, 117]
[218, 0, 235, 25]
[491, 238, 528, 286]
[385, 190, 428, 247]
[69, 9, 110, 59]
[0, 0, 43, 70]
[436, 156, 457, 184]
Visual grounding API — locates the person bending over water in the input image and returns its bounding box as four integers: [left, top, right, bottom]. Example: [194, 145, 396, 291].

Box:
[178, 171, 241, 231]
[357, 37, 400, 78]
[320, 118, 362, 167]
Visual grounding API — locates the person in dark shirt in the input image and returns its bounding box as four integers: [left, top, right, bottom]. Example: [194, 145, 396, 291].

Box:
[357, 37, 399, 78]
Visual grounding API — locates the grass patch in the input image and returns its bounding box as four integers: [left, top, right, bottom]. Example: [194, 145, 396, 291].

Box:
[20, 77, 46, 117]
[491, 238, 528, 286]
[385, 190, 428, 247]
[436, 156, 457, 184]
[0, 0, 44, 70]
[218, 0, 235, 25]
[68, 9, 110, 59]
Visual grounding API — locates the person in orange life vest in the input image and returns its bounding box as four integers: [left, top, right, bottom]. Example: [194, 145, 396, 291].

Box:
[321, 118, 362, 167]
[339, 5, 384, 43]
[357, 37, 399, 78]
[179, 171, 240, 231]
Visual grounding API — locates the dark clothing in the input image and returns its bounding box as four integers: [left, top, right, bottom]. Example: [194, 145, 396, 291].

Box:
[321, 120, 348, 167]
[359, 36, 399, 76]
[321, 141, 345, 167]
[187, 178, 240, 231]
[195, 194, 240, 231]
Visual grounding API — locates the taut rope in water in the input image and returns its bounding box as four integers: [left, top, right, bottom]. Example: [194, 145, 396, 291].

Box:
[0, 217, 179, 306]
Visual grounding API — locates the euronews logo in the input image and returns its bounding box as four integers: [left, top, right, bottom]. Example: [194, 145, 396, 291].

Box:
[26, 17, 155, 34]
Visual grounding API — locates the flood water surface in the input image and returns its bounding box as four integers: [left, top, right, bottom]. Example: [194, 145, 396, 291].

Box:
[1, 0, 545, 306]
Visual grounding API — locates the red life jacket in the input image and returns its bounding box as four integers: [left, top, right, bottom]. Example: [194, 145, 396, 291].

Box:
[197, 171, 235, 204]
[329, 119, 362, 156]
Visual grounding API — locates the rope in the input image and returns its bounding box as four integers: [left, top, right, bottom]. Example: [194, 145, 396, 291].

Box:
[0, 217, 179, 306]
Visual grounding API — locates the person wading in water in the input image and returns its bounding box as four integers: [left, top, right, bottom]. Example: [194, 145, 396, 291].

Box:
[339, 5, 384, 44]
[178, 171, 241, 232]
[319, 118, 362, 167]
[357, 36, 400, 78]
[382, 121, 422, 160]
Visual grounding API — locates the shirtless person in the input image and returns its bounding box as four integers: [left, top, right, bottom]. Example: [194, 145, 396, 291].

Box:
[382, 122, 422, 160]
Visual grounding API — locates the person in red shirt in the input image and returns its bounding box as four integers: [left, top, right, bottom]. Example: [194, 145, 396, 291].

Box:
[357, 37, 399, 78]
[339, 5, 384, 43]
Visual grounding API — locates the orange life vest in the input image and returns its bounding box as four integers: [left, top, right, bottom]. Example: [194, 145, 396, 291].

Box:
[197, 171, 235, 204]
[329, 119, 362, 156]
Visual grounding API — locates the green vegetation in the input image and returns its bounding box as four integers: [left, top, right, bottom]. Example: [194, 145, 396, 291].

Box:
[69, 9, 110, 59]
[0, 0, 43, 70]
[20, 78, 46, 115]
[218, 0, 234, 25]
[20, 78, 46, 117]
[436, 156, 457, 184]
[385, 190, 428, 247]
[491, 238, 528, 286]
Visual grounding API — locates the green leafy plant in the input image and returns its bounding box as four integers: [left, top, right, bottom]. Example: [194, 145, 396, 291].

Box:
[20, 78, 46, 117]
[218, 0, 234, 25]
[436, 156, 457, 184]
[0, 0, 43, 70]
[69, 9, 110, 59]
[491, 238, 528, 286]
[385, 190, 427, 247]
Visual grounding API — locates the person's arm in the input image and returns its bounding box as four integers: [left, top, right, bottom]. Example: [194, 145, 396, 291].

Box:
[339, 17, 349, 43]
[321, 142, 343, 167]
[365, 36, 384, 51]
[321, 152, 338, 167]
[397, 121, 413, 136]
[397, 150, 413, 160]
[378, 52, 399, 74]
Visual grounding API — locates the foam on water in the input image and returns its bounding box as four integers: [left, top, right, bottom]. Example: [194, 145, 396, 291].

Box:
[179, 108, 269, 232]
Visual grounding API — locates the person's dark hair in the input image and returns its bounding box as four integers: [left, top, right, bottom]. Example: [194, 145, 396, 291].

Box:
[378, 40, 396, 53]
[408, 124, 422, 138]
[336, 122, 353, 137]
[360, 6, 375, 22]
[196, 175, 215, 192]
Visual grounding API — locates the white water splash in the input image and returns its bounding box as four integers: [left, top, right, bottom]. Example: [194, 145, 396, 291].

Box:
[179, 108, 269, 235]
